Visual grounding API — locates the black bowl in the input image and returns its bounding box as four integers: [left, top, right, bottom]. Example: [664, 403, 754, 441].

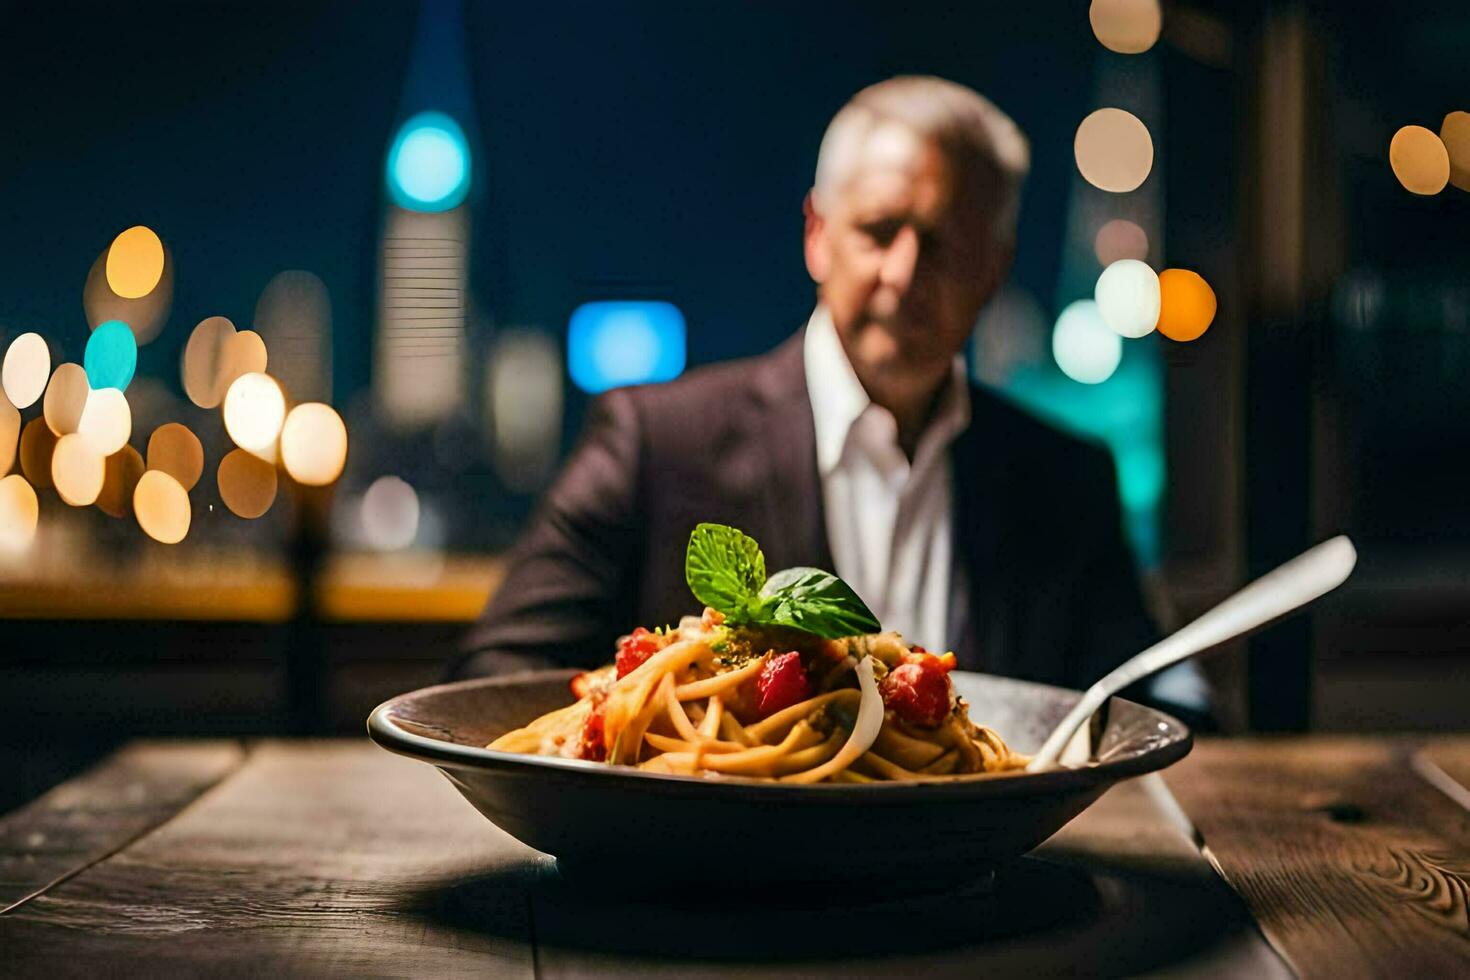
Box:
[368, 670, 1191, 894]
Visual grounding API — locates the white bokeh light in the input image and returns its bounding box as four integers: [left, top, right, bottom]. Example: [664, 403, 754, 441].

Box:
[360, 476, 420, 551]
[223, 373, 287, 455]
[1094, 259, 1161, 338]
[77, 387, 133, 456]
[1052, 300, 1122, 385]
[280, 402, 348, 486]
[2, 333, 50, 410]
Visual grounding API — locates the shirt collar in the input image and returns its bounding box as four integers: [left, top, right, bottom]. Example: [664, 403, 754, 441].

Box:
[803, 306, 971, 476]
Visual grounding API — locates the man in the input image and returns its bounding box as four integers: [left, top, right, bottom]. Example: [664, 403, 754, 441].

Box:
[458, 76, 1198, 711]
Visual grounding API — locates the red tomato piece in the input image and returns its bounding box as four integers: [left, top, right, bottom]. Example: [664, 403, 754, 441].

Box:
[755, 651, 811, 717]
[880, 659, 953, 728]
[578, 701, 607, 761]
[615, 627, 665, 678]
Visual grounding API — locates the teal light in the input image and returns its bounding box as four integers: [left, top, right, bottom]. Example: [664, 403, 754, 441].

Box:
[386, 111, 471, 212]
[84, 320, 137, 392]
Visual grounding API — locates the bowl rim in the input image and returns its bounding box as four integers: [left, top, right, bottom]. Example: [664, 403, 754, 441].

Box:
[367, 669, 1193, 802]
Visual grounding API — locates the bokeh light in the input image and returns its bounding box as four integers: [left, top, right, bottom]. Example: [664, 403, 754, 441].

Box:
[1094, 218, 1150, 266]
[1052, 299, 1122, 385]
[1389, 125, 1450, 196]
[387, 111, 472, 212]
[488, 331, 563, 493]
[97, 445, 145, 519]
[134, 470, 191, 544]
[1075, 108, 1154, 193]
[568, 301, 687, 394]
[1095, 259, 1161, 338]
[1156, 268, 1218, 342]
[255, 270, 332, 404]
[223, 372, 286, 455]
[77, 387, 132, 456]
[229, 330, 269, 381]
[84, 320, 138, 391]
[1439, 111, 1470, 193]
[1, 390, 18, 476]
[18, 418, 57, 489]
[3, 333, 50, 409]
[280, 402, 347, 486]
[147, 423, 204, 492]
[0, 474, 39, 553]
[217, 448, 277, 519]
[105, 226, 166, 299]
[84, 245, 173, 346]
[972, 286, 1048, 389]
[1089, 0, 1162, 54]
[182, 315, 239, 409]
[361, 475, 420, 551]
[51, 433, 105, 506]
[43, 363, 90, 436]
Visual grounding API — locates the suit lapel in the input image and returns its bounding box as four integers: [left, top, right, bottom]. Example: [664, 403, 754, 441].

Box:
[950, 387, 1014, 673]
[750, 330, 835, 573]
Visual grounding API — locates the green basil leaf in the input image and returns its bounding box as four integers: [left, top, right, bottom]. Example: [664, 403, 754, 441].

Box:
[685, 523, 767, 618]
[758, 566, 881, 639]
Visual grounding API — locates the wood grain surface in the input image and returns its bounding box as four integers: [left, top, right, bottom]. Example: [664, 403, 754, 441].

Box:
[1164, 736, 1470, 979]
[0, 742, 541, 977]
[0, 740, 244, 913]
[0, 740, 1284, 978]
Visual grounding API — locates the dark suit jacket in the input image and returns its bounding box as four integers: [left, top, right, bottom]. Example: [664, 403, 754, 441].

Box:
[455, 330, 1159, 691]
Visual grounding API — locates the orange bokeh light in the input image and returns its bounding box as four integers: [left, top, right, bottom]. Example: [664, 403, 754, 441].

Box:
[217, 448, 278, 519]
[105, 226, 166, 299]
[147, 422, 204, 492]
[18, 418, 57, 489]
[97, 445, 146, 519]
[134, 469, 191, 544]
[1440, 111, 1470, 193]
[0, 473, 39, 553]
[1388, 125, 1450, 196]
[1156, 269, 1217, 342]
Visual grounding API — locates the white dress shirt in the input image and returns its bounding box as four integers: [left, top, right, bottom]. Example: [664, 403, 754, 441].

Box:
[803, 307, 970, 651]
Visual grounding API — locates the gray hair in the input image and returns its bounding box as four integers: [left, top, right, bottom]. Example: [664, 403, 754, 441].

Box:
[813, 76, 1030, 239]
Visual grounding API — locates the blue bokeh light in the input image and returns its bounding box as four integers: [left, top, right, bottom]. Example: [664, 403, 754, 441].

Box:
[568, 301, 686, 394]
[84, 319, 138, 392]
[386, 111, 471, 212]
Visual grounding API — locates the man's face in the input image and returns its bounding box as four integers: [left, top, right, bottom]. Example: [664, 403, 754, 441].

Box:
[805, 126, 1011, 379]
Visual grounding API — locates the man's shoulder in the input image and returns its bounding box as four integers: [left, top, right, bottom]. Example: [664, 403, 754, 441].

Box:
[608, 332, 804, 421]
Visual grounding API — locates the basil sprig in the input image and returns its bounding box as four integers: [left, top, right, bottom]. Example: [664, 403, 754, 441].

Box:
[684, 523, 880, 639]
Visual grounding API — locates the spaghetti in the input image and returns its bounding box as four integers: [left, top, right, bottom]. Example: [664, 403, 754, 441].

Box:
[489, 609, 1028, 782]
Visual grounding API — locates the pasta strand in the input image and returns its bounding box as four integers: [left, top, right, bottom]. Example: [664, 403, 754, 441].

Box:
[490, 625, 1028, 782]
[675, 656, 765, 701]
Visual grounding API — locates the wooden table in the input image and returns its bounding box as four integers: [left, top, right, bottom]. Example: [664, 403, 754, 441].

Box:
[1, 738, 1466, 977]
